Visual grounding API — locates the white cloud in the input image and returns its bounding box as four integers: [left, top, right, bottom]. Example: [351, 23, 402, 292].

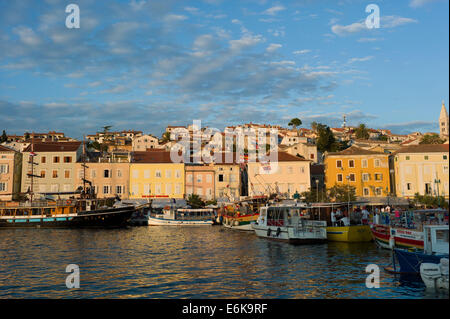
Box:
[13, 26, 41, 46]
[331, 22, 366, 36]
[263, 6, 286, 16]
[347, 56, 374, 64]
[409, 0, 439, 8]
[382, 16, 418, 28]
[266, 43, 282, 53]
[293, 49, 311, 54]
[164, 14, 188, 23]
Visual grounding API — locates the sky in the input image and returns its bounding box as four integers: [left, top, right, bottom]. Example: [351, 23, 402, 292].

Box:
[0, 0, 448, 139]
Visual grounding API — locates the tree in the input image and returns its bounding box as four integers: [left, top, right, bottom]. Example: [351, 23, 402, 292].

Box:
[24, 132, 30, 140]
[419, 133, 445, 145]
[378, 135, 388, 141]
[355, 123, 370, 139]
[161, 132, 171, 143]
[288, 118, 302, 130]
[316, 123, 337, 153]
[328, 185, 357, 203]
[311, 121, 318, 133]
[0, 130, 7, 143]
[187, 194, 205, 209]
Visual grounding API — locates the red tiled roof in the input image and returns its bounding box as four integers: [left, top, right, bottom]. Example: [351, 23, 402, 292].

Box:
[23, 142, 81, 152]
[0, 145, 15, 152]
[327, 145, 386, 156]
[393, 144, 449, 155]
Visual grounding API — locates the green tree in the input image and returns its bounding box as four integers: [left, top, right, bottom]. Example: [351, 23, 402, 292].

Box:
[316, 123, 337, 153]
[378, 134, 388, 141]
[328, 185, 357, 203]
[311, 121, 318, 133]
[24, 132, 30, 140]
[0, 130, 7, 143]
[187, 194, 205, 209]
[419, 133, 445, 145]
[355, 123, 370, 139]
[161, 132, 171, 143]
[288, 118, 302, 130]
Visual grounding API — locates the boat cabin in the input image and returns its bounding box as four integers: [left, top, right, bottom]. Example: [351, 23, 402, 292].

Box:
[424, 225, 449, 255]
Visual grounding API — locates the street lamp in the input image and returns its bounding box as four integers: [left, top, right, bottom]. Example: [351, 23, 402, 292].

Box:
[315, 179, 319, 202]
[346, 175, 351, 215]
[435, 178, 441, 208]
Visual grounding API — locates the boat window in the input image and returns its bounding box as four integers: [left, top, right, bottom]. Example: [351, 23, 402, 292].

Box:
[435, 230, 449, 244]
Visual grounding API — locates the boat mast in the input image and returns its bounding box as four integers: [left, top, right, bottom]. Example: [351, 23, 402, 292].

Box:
[83, 135, 86, 195]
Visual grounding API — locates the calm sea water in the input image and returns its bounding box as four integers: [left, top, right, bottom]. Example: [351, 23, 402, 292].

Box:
[0, 226, 447, 299]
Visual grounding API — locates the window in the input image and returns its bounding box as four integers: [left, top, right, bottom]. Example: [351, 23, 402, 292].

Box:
[444, 155, 448, 160]
[52, 170, 58, 178]
[363, 188, 370, 196]
[40, 170, 46, 178]
[218, 174, 224, 182]
[155, 170, 161, 178]
[374, 173, 383, 181]
[206, 175, 212, 183]
[0, 182, 6, 192]
[155, 184, 161, 195]
[175, 170, 181, 178]
[406, 156, 410, 160]
[144, 170, 150, 179]
[104, 170, 111, 178]
[166, 184, 172, 194]
[349, 160, 355, 168]
[0, 164, 8, 174]
[41, 156, 46, 164]
[336, 160, 342, 168]
[132, 170, 138, 179]
[349, 174, 356, 182]
[444, 166, 449, 174]
[197, 174, 202, 183]
[362, 173, 370, 182]
[337, 174, 343, 182]
[374, 159, 380, 167]
[143, 184, 150, 195]
[103, 185, 110, 194]
[425, 183, 432, 195]
[375, 188, 382, 196]
[53, 156, 60, 163]
[64, 156, 72, 163]
[362, 159, 368, 168]
[117, 170, 122, 178]
[132, 184, 138, 195]
[406, 183, 412, 191]
[64, 170, 70, 179]
[166, 170, 172, 178]
[424, 156, 429, 160]
[310, 154, 315, 159]
[116, 185, 123, 194]
[288, 167, 293, 174]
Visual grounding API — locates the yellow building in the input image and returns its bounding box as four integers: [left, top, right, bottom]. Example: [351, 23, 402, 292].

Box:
[129, 151, 184, 199]
[392, 144, 449, 199]
[325, 146, 390, 197]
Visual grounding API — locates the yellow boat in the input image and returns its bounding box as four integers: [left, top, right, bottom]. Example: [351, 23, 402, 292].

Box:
[326, 225, 372, 242]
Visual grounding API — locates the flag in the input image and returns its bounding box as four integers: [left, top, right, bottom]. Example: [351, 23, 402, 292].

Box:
[30, 152, 37, 156]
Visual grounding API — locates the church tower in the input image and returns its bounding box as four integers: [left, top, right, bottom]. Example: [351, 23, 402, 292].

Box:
[439, 101, 449, 139]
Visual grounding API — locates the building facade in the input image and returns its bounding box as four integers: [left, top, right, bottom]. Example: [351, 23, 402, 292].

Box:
[129, 151, 185, 199]
[20, 142, 82, 199]
[0, 145, 22, 201]
[185, 164, 215, 200]
[325, 146, 390, 197]
[392, 144, 449, 199]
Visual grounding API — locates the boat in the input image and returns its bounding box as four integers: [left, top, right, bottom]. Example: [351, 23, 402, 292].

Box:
[251, 204, 327, 244]
[0, 198, 135, 228]
[148, 206, 215, 225]
[221, 196, 268, 231]
[390, 225, 449, 276]
[306, 202, 373, 242]
[420, 258, 449, 291]
[371, 209, 448, 250]
[127, 201, 151, 226]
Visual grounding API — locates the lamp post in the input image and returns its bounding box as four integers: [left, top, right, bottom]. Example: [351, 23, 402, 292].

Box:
[315, 179, 319, 202]
[346, 175, 351, 215]
[435, 178, 441, 208]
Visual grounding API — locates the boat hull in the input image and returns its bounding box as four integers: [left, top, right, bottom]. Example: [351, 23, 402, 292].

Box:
[394, 248, 449, 274]
[148, 216, 213, 226]
[252, 224, 327, 244]
[222, 214, 259, 231]
[0, 206, 135, 228]
[327, 225, 372, 242]
[370, 224, 424, 250]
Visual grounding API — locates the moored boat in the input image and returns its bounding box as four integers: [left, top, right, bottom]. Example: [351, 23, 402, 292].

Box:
[251, 205, 327, 244]
[221, 195, 268, 231]
[148, 207, 214, 226]
[0, 198, 135, 228]
[327, 225, 372, 242]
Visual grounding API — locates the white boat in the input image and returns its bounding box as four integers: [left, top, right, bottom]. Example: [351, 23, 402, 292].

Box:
[148, 207, 214, 226]
[420, 258, 449, 292]
[251, 205, 327, 244]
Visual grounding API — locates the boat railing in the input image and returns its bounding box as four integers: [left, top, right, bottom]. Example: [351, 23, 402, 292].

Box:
[0, 199, 76, 208]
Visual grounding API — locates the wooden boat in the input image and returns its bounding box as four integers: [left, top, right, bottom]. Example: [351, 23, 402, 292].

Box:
[0, 198, 135, 228]
[371, 209, 447, 250]
[251, 204, 327, 244]
[148, 207, 214, 226]
[326, 225, 372, 242]
[221, 196, 268, 231]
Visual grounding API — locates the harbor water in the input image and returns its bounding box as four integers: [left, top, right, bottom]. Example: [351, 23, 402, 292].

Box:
[0, 226, 447, 299]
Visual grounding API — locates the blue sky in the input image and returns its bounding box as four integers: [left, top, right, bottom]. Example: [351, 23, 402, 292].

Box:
[0, 0, 448, 139]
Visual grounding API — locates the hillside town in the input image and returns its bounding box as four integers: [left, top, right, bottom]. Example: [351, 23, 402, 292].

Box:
[1, 102, 449, 208]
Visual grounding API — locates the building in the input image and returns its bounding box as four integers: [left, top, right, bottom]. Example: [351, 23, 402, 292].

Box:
[132, 134, 159, 151]
[211, 153, 241, 201]
[0, 145, 22, 201]
[21, 142, 82, 198]
[310, 164, 325, 191]
[185, 164, 215, 200]
[439, 101, 449, 140]
[74, 160, 130, 199]
[324, 145, 390, 197]
[129, 151, 185, 199]
[247, 152, 311, 198]
[278, 142, 318, 163]
[392, 144, 449, 199]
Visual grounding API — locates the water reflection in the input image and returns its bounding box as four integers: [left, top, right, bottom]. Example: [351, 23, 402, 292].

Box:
[0, 227, 447, 299]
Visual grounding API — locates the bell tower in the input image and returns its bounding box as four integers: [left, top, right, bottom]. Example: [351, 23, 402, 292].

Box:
[439, 101, 449, 139]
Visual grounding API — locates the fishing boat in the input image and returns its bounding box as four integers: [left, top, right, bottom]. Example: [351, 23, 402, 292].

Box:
[222, 196, 268, 231]
[0, 198, 135, 228]
[371, 209, 447, 250]
[420, 258, 449, 291]
[251, 204, 327, 244]
[148, 206, 215, 225]
[387, 225, 449, 276]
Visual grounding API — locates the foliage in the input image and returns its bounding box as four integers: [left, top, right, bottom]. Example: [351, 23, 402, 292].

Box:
[316, 123, 337, 153]
[419, 133, 445, 145]
[378, 134, 388, 141]
[288, 118, 302, 129]
[311, 121, 318, 132]
[300, 185, 357, 203]
[24, 132, 30, 140]
[161, 132, 171, 143]
[205, 199, 217, 206]
[187, 194, 205, 209]
[0, 130, 7, 143]
[355, 123, 370, 139]
[413, 193, 448, 209]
